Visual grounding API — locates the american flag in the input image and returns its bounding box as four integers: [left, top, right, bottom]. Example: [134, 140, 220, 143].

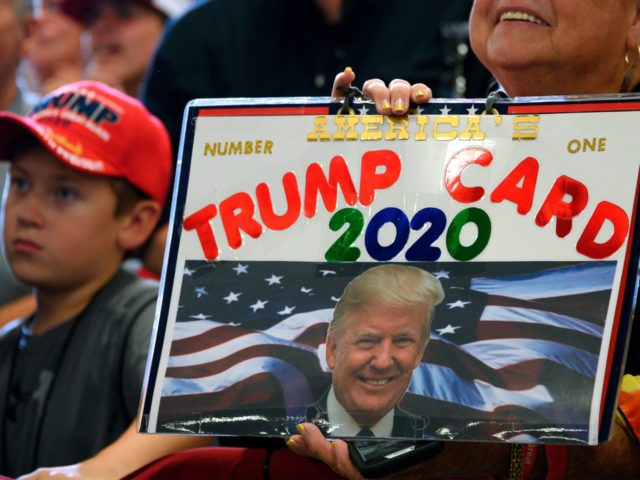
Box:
[155, 260, 614, 443]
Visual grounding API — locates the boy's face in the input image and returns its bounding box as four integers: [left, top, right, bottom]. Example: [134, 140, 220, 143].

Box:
[2, 146, 127, 291]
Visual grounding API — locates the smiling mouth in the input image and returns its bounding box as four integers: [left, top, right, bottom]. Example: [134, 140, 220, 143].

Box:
[500, 11, 547, 26]
[357, 376, 395, 386]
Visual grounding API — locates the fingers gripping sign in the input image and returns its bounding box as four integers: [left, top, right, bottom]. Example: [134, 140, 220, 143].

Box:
[287, 423, 365, 480]
[332, 68, 432, 116]
[332, 67, 357, 98]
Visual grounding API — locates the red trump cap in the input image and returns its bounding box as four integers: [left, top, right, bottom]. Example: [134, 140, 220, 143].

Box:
[0, 80, 172, 206]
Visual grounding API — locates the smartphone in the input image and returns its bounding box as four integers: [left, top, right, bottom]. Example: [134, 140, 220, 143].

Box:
[347, 439, 444, 478]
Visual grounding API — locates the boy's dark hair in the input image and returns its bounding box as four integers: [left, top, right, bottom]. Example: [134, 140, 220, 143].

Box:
[109, 178, 148, 217]
[108, 178, 156, 259]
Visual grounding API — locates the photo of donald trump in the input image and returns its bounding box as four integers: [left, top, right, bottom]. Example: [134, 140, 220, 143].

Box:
[306, 264, 444, 439]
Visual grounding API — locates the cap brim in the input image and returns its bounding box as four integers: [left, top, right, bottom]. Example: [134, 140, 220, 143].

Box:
[0, 113, 51, 162]
[0, 112, 117, 179]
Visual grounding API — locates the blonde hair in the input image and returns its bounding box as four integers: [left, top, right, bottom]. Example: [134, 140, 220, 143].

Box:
[330, 264, 444, 341]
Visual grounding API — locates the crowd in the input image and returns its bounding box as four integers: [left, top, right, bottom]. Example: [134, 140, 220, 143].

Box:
[0, 0, 638, 479]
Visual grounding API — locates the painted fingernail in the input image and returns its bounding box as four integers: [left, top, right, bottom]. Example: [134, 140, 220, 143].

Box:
[416, 90, 426, 98]
[286, 438, 296, 447]
[344, 66, 353, 73]
[394, 98, 406, 113]
[296, 424, 305, 434]
[381, 99, 391, 111]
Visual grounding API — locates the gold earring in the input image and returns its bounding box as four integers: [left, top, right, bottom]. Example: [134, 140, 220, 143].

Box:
[624, 44, 640, 66]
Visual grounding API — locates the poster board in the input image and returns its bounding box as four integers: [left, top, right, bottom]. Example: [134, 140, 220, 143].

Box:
[140, 95, 640, 445]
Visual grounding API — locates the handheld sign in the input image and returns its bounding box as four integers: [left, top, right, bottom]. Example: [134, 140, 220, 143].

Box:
[140, 95, 640, 445]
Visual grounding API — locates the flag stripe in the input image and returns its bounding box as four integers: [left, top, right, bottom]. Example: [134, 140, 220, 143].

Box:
[476, 321, 602, 353]
[408, 363, 554, 413]
[470, 263, 615, 299]
[166, 343, 324, 380]
[460, 338, 598, 376]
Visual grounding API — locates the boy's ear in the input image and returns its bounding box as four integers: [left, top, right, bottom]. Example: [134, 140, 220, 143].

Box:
[116, 200, 162, 252]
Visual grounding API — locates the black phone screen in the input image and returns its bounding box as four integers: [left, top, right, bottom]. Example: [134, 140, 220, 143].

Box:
[347, 439, 444, 478]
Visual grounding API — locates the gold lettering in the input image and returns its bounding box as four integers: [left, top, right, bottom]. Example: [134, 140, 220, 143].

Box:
[459, 116, 486, 140]
[307, 116, 332, 141]
[204, 143, 216, 156]
[229, 141, 242, 155]
[567, 137, 607, 154]
[598, 137, 606, 152]
[360, 115, 384, 141]
[512, 115, 539, 140]
[264, 140, 273, 154]
[384, 116, 410, 140]
[333, 115, 359, 141]
[583, 137, 596, 152]
[567, 139, 581, 154]
[434, 116, 459, 141]
[414, 115, 428, 141]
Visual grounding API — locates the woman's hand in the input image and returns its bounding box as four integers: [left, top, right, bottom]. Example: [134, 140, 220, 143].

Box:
[287, 423, 365, 480]
[332, 68, 432, 116]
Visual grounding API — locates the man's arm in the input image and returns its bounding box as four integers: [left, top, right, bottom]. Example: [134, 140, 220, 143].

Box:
[17, 421, 211, 480]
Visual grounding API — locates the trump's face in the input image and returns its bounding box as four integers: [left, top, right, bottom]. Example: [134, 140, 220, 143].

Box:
[326, 303, 428, 427]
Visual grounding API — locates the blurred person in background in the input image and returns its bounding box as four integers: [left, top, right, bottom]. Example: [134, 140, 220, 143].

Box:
[21, 0, 87, 95]
[61, 0, 193, 97]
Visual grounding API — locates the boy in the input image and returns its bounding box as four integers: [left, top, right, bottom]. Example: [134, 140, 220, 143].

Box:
[0, 80, 207, 478]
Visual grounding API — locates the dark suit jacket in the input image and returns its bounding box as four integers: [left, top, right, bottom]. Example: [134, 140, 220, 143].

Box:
[305, 388, 429, 439]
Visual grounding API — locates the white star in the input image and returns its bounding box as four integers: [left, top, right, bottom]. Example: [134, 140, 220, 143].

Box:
[223, 291, 241, 304]
[358, 105, 369, 115]
[447, 300, 471, 309]
[331, 296, 341, 302]
[265, 274, 283, 285]
[432, 270, 450, 279]
[466, 105, 478, 115]
[436, 324, 461, 335]
[194, 287, 208, 298]
[250, 299, 268, 312]
[278, 306, 296, 315]
[183, 267, 195, 276]
[319, 269, 336, 277]
[301, 287, 314, 294]
[229, 321, 242, 327]
[416, 106, 424, 115]
[233, 263, 249, 275]
[189, 313, 212, 320]
[439, 105, 451, 115]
